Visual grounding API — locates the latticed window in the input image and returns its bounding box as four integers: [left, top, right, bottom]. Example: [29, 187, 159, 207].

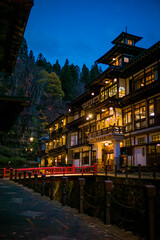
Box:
[138, 137, 145, 144]
[152, 135, 160, 142]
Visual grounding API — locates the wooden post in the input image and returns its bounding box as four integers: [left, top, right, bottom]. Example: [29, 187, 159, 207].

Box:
[153, 166, 156, 179]
[10, 168, 13, 180]
[3, 168, 6, 179]
[78, 178, 85, 213]
[41, 174, 45, 196]
[34, 173, 38, 192]
[94, 163, 97, 175]
[15, 169, 17, 182]
[62, 177, 68, 206]
[115, 165, 117, 177]
[125, 165, 128, 178]
[28, 171, 32, 188]
[73, 165, 75, 174]
[23, 170, 27, 185]
[138, 164, 141, 179]
[18, 172, 22, 184]
[104, 180, 112, 225]
[50, 175, 55, 200]
[145, 185, 156, 240]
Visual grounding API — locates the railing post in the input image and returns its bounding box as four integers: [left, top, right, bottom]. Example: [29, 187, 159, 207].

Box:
[23, 170, 27, 185]
[62, 177, 68, 206]
[115, 165, 117, 177]
[63, 167, 65, 176]
[50, 175, 55, 200]
[34, 173, 38, 192]
[138, 164, 141, 179]
[18, 172, 22, 184]
[125, 165, 128, 178]
[145, 185, 156, 240]
[41, 174, 46, 196]
[153, 166, 156, 179]
[105, 165, 107, 176]
[28, 171, 32, 188]
[3, 168, 6, 178]
[73, 165, 75, 174]
[78, 178, 85, 213]
[104, 180, 112, 225]
[10, 168, 13, 180]
[94, 163, 97, 175]
[15, 169, 17, 182]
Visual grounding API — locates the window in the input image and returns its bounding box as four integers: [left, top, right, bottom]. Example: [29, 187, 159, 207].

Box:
[91, 151, 96, 165]
[109, 84, 117, 97]
[126, 139, 131, 146]
[134, 102, 146, 129]
[119, 86, 125, 98]
[123, 107, 132, 125]
[152, 135, 160, 142]
[149, 99, 155, 117]
[127, 39, 133, 45]
[138, 137, 145, 144]
[82, 151, 89, 165]
[71, 133, 78, 146]
[134, 102, 146, 120]
[124, 57, 129, 63]
[133, 72, 145, 90]
[74, 152, 80, 159]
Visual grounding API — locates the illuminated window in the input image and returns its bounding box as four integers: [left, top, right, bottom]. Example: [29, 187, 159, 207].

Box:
[152, 135, 160, 142]
[127, 39, 133, 45]
[124, 57, 129, 63]
[119, 86, 125, 97]
[109, 84, 117, 97]
[149, 99, 155, 117]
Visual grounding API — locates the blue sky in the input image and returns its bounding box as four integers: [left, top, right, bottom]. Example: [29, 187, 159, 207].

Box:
[24, 0, 160, 70]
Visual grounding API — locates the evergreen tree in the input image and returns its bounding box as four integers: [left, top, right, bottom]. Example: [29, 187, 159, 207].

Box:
[80, 64, 90, 86]
[53, 60, 61, 77]
[89, 63, 101, 84]
[18, 37, 28, 63]
[28, 50, 35, 64]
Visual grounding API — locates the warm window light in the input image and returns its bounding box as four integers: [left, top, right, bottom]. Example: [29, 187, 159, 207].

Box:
[30, 137, 34, 142]
[112, 58, 116, 61]
[86, 117, 89, 120]
[89, 114, 92, 118]
[91, 92, 94, 96]
[109, 107, 113, 110]
[102, 109, 105, 112]
[62, 136, 64, 138]
[150, 112, 155, 116]
[105, 142, 108, 146]
[62, 120, 63, 122]
[105, 80, 109, 84]
[68, 108, 71, 113]
[114, 78, 117, 82]
[107, 118, 109, 121]
[30, 148, 33, 152]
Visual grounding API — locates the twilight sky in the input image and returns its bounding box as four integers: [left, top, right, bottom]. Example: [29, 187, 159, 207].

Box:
[24, 0, 160, 70]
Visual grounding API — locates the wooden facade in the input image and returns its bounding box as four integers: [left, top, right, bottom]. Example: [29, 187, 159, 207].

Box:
[41, 32, 160, 170]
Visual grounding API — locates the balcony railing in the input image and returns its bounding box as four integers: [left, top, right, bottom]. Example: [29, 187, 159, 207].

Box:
[89, 126, 125, 139]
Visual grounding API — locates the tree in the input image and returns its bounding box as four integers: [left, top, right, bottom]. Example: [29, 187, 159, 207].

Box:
[80, 64, 90, 86]
[89, 63, 101, 84]
[53, 60, 61, 77]
[18, 37, 28, 64]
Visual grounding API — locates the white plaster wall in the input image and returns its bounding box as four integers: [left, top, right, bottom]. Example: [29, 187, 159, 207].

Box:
[134, 146, 146, 166]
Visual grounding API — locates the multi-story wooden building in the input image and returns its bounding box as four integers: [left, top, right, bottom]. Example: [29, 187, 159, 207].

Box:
[40, 32, 160, 170]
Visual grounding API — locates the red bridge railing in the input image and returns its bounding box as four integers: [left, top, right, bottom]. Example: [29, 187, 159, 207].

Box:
[2, 163, 97, 179]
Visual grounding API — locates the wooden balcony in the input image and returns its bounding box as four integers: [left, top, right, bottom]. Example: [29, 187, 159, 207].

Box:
[89, 126, 125, 140]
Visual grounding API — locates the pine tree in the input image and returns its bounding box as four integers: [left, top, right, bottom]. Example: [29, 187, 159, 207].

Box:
[80, 64, 90, 86]
[53, 60, 61, 77]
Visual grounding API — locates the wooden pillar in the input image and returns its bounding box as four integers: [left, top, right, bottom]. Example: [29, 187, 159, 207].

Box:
[104, 180, 112, 225]
[62, 177, 68, 206]
[145, 185, 156, 240]
[79, 178, 85, 213]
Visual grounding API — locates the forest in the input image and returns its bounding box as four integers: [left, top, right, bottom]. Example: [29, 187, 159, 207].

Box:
[0, 38, 102, 167]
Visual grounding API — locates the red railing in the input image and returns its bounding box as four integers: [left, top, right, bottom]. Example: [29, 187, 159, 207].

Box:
[2, 163, 97, 179]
